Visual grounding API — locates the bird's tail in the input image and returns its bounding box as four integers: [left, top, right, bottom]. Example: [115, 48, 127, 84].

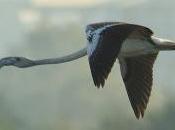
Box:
[151, 36, 175, 50]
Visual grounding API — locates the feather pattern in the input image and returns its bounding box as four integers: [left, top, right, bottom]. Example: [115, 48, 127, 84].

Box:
[86, 22, 153, 87]
[119, 53, 158, 119]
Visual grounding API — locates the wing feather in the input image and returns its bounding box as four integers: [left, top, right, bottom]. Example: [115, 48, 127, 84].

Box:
[119, 53, 158, 119]
[88, 23, 153, 87]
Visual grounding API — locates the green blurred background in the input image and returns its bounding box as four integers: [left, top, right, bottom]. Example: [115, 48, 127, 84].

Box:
[0, 0, 175, 129]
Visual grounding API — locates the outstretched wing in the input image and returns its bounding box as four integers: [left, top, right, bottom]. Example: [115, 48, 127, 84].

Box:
[87, 23, 153, 87]
[119, 53, 158, 119]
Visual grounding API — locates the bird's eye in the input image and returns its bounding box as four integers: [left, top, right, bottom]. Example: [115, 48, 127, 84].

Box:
[15, 57, 21, 61]
[87, 34, 93, 42]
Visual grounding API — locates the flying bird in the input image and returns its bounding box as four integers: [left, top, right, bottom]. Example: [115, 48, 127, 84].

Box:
[0, 22, 175, 119]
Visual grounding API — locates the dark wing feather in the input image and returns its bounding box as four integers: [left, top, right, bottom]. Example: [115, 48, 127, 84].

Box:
[119, 53, 158, 119]
[88, 23, 153, 88]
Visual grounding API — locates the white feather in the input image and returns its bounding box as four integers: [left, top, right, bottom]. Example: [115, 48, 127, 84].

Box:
[86, 24, 114, 56]
[119, 39, 157, 57]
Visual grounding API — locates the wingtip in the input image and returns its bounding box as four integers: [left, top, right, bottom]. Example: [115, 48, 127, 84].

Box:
[95, 83, 105, 88]
[134, 111, 140, 119]
[134, 107, 145, 119]
[140, 109, 145, 118]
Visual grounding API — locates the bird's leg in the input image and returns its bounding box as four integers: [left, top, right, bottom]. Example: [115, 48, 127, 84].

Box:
[0, 57, 36, 68]
[0, 47, 87, 69]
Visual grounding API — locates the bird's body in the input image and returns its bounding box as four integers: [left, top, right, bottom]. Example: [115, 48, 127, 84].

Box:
[119, 38, 156, 56]
[86, 22, 158, 57]
[0, 22, 175, 119]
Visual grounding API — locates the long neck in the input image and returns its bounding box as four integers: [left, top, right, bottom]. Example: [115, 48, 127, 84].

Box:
[151, 36, 175, 50]
[33, 47, 87, 66]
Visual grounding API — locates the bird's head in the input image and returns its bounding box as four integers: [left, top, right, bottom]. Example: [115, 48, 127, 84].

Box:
[0, 57, 35, 68]
[85, 26, 94, 42]
[85, 22, 117, 42]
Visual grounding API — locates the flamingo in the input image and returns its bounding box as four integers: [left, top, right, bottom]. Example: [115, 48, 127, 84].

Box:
[0, 22, 175, 119]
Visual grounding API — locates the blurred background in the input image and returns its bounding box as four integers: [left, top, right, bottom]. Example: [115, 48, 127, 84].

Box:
[0, 0, 175, 129]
